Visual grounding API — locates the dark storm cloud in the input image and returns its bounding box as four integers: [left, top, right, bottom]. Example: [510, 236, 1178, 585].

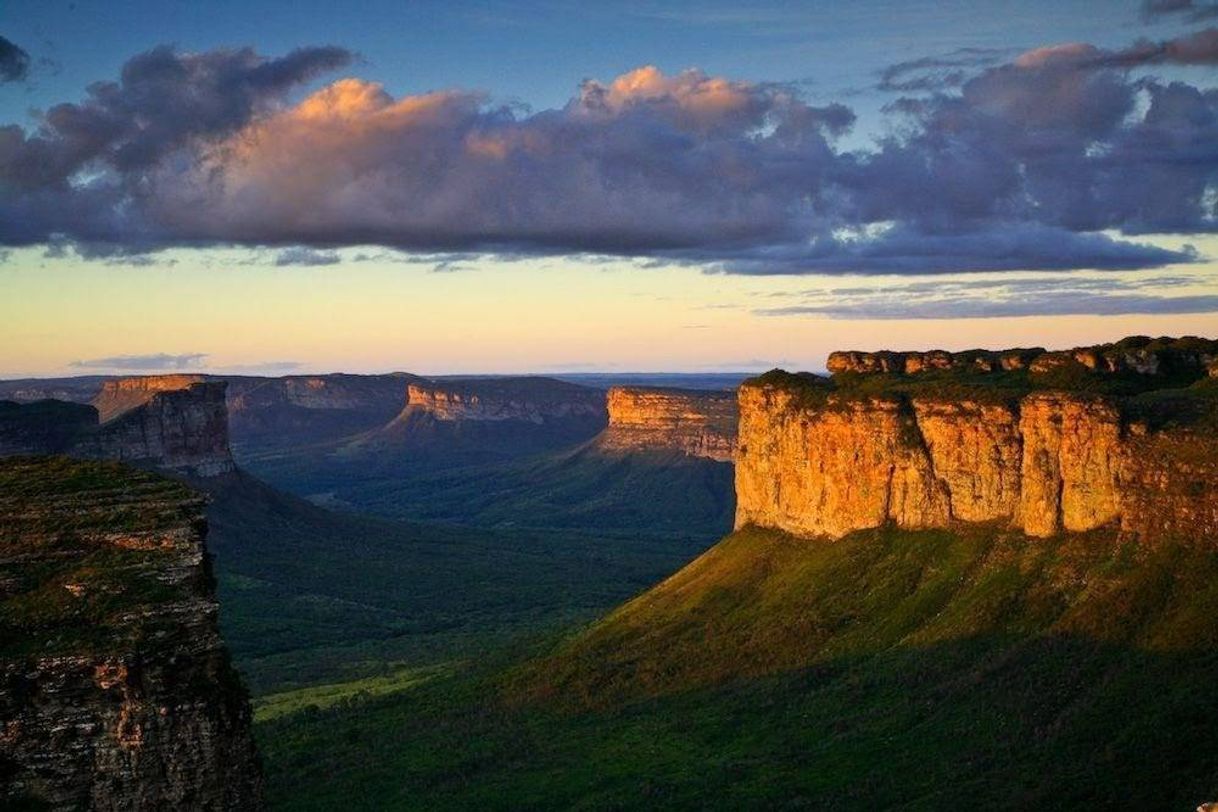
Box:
[274, 246, 342, 266]
[69, 352, 209, 370]
[0, 37, 1215, 275]
[0, 36, 30, 83]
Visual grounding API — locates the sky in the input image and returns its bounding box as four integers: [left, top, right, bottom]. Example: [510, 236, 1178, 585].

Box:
[1, 0, 1217, 376]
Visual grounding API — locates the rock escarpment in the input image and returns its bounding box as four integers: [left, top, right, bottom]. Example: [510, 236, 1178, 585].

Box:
[92, 375, 209, 423]
[0, 457, 263, 810]
[595, 387, 737, 462]
[827, 336, 1218, 379]
[736, 366, 1218, 544]
[402, 377, 606, 424]
[0, 382, 233, 476]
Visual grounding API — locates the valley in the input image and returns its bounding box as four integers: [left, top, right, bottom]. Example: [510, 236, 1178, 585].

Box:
[2, 336, 1218, 809]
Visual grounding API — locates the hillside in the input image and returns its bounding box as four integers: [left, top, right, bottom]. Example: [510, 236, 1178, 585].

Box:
[257, 524, 1218, 809]
[193, 469, 712, 694]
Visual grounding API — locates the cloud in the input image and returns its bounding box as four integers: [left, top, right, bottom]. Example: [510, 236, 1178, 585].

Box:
[877, 48, 1012, 92]
[1141, 0, 1218, 22]
[0, 40, 1216, 276]
[754, 273, 1218, 319]
[274, 246, 341, 266]
[69, 352, 209, 370]
[0, 36, 30, 83]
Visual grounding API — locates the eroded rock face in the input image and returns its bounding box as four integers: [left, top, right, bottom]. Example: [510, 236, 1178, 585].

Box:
[1017, 394, 1121, 537]
[734, 387, 950, 538]
[92, 375, 209, 422]
[596, 387, 737, 462]
[735, 380, 1218, 543]
[87, 382, 234, 476]
[0, 383, 234, 476]
[0, 457, 263, 810]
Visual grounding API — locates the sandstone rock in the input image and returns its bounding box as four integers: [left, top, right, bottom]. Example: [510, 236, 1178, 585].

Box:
[1017, 393, 1121, 537]
[596, 387, 737, 462]
[735, 387, 949, 538]
[92, 375, 208, 422]
[0, 383, 234, 477]
[735, 376, 1215, 544]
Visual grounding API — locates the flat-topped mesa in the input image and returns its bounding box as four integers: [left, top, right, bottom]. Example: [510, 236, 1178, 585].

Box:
[0, 457, 263, 809]
[87, 381, 234, 476]
[826, 336, 1218, 378]
[735, 367, 1218, 545]
[402, 377, 607, 424]
[0, 382, 234, 476]
[596, 387, 737, 462]
[92, 374, 209, 422]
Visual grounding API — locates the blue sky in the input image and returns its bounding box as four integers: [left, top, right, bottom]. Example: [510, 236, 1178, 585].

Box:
[1, 0, 1217, 375]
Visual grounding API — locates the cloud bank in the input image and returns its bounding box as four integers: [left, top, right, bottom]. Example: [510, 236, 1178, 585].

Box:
[755, 274, 1218, 320]
[1, 32, 1217, 274]
[70, 352, 209, 371]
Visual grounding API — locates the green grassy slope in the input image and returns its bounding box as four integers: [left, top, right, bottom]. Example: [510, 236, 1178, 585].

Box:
[196, 470, 711, 695]
[256, 525, 1218, 810]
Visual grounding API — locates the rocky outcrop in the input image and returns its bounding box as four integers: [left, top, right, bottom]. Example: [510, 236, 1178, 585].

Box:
[826, 337, 1218, 379]
[402, 377, 606, 424]
[735, 377, 1218, 544]
[0, 456, 263, 810]
[92, 375, 209, 422]
[0, 383, 234, 476]
[596, 387, 737, 462]
[87, 382, 234, 476]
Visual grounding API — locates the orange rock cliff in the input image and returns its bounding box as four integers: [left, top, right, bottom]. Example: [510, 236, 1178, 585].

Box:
[736, 338, 1218, 544]
[596, 387, 737, 462]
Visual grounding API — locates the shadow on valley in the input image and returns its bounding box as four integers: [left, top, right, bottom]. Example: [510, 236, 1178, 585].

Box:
[255, 525, 1218, 810]
[195, 470, 712, 695]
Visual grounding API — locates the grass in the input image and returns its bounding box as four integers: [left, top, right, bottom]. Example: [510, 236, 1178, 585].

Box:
[0, 456, 204, 657]
[254, 664, 453, 722]
[198, 469, 714, 695]
[255, 524, 1218, 810]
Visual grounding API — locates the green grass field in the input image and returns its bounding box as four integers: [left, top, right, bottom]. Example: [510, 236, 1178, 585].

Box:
[253, 525, 1218, 810]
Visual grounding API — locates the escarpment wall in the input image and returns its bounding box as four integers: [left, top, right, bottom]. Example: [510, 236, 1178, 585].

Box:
[596, 387, 737, 462]
[735, 382, 1218, 543]
[0, 382, 234, 476]
[0, 458, 263, 809]
[401, 378, 607, 424]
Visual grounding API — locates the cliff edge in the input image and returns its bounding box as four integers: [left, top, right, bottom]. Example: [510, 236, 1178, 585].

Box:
[0, 456, 263, 809]
[736, 339, 1218, 544]
[595, 386, 737, 462]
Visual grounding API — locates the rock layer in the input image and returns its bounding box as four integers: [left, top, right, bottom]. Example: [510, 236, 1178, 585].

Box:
[735, 380, 1218, 543]
[596, 387, 737, 462]
[0, 457, 263, 810]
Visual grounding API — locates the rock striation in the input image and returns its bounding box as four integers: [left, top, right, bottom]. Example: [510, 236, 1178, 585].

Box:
[0, 456, 263, 810]
[0, 382, 234, 476]
[735, 369, 1218, 544]
[596, 387, 737, 462]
